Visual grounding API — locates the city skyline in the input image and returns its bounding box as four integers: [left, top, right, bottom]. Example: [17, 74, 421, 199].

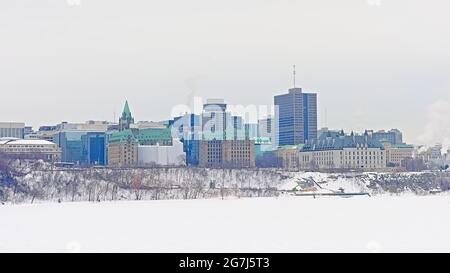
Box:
[2, 1, 450, 256]
[0, 92, 443, 147]
[1, 0, 449, 146]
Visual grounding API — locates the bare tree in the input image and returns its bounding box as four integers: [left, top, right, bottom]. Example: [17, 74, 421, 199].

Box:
[131, 171, 145, 200]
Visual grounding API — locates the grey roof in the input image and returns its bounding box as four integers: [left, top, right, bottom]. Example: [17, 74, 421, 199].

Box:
[301, 135, 384, 152]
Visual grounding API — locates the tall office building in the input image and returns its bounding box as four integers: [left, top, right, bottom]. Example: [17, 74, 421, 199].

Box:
[202, 99, 228, 140]
[172, 113, 203, 166]
[274, 87, 317, 146]
[244, 123, 259, 140]
[228, 115, 245, 140]
[258, 117, 273, 139]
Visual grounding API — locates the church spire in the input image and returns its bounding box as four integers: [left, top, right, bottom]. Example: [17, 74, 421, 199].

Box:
[119, 100, 134, 131]
[122, 100, 131, 118]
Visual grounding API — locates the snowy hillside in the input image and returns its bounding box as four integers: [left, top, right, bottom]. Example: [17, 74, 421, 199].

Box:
[1, 161, 450, 204]
[279, 171, 450, 195]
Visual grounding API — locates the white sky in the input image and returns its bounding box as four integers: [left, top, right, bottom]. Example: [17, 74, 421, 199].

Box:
[1, 0, 449, 144]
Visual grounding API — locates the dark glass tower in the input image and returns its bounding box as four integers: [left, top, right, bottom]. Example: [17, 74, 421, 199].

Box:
[274, 88, 317, 146]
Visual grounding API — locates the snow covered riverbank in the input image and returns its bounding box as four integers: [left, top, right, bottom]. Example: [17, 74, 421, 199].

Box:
[1, 195, 450, 252]
[2, 165, 450, 203]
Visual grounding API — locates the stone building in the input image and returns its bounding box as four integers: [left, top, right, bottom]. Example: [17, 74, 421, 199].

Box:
[199, 140, 255, 168]
[107, 132, 138, 167]
[0, 138, 61, 162]
[299, 133, 386, 171]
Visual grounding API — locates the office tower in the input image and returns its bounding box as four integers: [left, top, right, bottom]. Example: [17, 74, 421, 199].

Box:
[202, 99, 228, 140]
[274, 87, 317, 146]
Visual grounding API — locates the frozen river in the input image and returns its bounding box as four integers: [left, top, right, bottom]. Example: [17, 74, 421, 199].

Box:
[1, 195, 449, 252]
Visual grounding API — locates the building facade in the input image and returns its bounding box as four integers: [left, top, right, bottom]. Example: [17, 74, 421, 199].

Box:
[107, 117, 179, 167]
[244, 123, 259, 140]
[171, 113, 203, 166]
[299, 134, 386, 170]
[107, 129, 139, 166]
[274, 145, 302, 170]
[370, 129, 403, 145]
[0, 138, 61, 162]
[172, 113, 202, 141]
[254, 137, 273, 158]
[107, 139, 138, 167]
[81, 132, 107, 166]
[53, 131, 86, 163]
[202, 99, 229, 140]
[258, 117, 273, 139]
[182, 139, 200, 166]
[227, 115, 245, 140]
[274, 88, 317, 146]
[383, 143, 414, 167]
[25, 126, 58, 142]
[138, 139, 185, 166]
[199, 140, 255, 168]
[0, 122, 25, 139]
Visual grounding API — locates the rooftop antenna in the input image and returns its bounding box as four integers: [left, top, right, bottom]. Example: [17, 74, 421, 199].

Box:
[293, 65, 296, 88]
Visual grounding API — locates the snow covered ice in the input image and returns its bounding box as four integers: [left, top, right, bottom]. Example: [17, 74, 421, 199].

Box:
[1, 195, 450, 253]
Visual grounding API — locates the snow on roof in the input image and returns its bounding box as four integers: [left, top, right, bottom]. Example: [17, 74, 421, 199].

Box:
[0, 139, 56, 145]
[0, 137, 20, 141]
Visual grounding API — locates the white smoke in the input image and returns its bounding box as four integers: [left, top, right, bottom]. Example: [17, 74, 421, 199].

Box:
[417, 99, 450, 156]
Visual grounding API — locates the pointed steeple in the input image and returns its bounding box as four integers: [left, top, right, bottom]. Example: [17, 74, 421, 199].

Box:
[119, 100, 135, 131]
[122, 100, 131, 118]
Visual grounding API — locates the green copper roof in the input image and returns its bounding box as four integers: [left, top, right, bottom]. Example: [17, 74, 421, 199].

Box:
[108, 129, 137, 143]
[108, 128, 172, 144]
[392, 144, 414, 149]
[137, 128, 172, 142]
[122, 100, 132, 117]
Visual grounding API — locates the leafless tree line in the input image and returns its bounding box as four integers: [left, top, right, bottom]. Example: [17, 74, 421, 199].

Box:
[1, 162, 286, 203]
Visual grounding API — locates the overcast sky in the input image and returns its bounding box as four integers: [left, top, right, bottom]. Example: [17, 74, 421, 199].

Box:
[1, 0, 449, 144]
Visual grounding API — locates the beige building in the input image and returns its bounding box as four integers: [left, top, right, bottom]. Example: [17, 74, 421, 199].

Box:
[299, 135, 387, 171]
[274, 145, 301, 170]
[25, 130, 57, 142]
[383, 143, 414, 167]
[199, 140, 255, 168]
[300, 145, 386, 170]
[107, 140, 138, 167]
[0, 138, 61, 161]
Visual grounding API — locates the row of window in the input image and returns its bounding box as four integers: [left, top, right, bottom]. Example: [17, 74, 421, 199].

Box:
[1, 148, 57, 152]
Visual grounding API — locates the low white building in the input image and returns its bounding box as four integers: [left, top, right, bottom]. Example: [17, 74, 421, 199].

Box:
[299, 134, 387, 170]
[0, 138, 61, 161]
[382, 142, 414, 167]
[138, 139, 185, 166]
